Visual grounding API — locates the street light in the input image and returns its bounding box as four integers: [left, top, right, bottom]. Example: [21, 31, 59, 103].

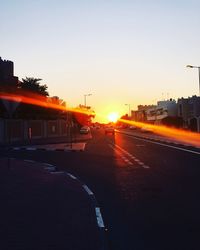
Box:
[84, 93, 92, 107]
[186, 65, 200, 96]
[125, 104, 131, 117]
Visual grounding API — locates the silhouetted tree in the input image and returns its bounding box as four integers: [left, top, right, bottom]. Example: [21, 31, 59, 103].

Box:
[19, 77, 49, 96]
[73, 105, 95, 127]
[14, 77, 48, 119]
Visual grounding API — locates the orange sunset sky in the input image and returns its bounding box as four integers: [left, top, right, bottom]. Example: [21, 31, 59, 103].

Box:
[1, 0, 200, 122]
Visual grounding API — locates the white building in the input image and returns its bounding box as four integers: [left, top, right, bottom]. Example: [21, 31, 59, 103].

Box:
[146, 99, 178, 124]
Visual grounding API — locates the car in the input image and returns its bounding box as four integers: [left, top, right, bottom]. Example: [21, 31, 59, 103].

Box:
[105, 126, 115, 135]
[129, 126, 137, 130]
[80, 126, 90, 134]
[140, 126, 154, 133]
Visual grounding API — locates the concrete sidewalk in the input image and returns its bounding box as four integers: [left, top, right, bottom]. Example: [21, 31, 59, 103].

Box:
[0, 158, 105, 250]
[1, 132, 92, 147]
[11, 142, 86, 152]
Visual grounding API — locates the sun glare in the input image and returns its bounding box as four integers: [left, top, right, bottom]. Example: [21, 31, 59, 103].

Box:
[107, 112, 119, 123]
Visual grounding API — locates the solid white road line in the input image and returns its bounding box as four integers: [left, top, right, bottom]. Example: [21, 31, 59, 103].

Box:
[95, 207, 105, 228]
[82, 184, 94, 195]
[67, 173, 77, 180]
[124, 134, 200, 155]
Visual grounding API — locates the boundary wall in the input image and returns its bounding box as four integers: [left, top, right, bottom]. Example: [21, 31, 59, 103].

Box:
[0, 119, 74, 145]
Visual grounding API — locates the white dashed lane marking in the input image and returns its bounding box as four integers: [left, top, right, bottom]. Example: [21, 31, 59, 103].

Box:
[43, 163, 54, 167]
[134, 159, 140, 162]
[109, 144, 133, 166]
[82, 185, 94, 196]
[124, 146, 146, 166]
[142, 165, 150, 169]
[109, 144, 150, 169]
[26, 148, 37, 151]
[13, 147, 20, 150]
[67, 173, 77, 180]
[95, 207, 105, 228]
[44, 166, 56, 172]
[8, 159, 106, 238]
[50, 171, 65, 174]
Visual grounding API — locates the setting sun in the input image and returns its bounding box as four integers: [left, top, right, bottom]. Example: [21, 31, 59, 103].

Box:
[107, 112, 119, 123]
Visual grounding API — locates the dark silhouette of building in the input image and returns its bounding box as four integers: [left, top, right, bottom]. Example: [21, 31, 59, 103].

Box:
[0, 57, 18, 88]
[178, 95, 200, 131]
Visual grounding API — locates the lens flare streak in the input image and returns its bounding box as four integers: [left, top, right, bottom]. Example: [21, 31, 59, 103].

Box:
[120, 119, 200, 148]
[0, 92, 94, 116]
[1, 91, 200, 148]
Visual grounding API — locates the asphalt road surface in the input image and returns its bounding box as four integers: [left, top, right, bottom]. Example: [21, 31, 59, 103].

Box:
[2, 128, 200, 250]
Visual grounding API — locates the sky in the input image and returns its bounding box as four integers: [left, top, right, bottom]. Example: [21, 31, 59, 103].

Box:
[1, 0, 200, 122]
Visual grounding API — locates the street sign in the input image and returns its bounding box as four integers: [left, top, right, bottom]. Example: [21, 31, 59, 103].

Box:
[1, 96, 21, 118]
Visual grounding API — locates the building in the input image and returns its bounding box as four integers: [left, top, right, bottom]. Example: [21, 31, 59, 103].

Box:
[146, 99, 178, 124]
[130, 96, 200, 132]
[131, 99, 178, 125]
[0, 57, 18, 88]
[131, 105, 156, 122]
[178, 96, 200, 132]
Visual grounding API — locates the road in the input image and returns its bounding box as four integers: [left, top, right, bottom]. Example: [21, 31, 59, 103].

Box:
[2, 128, 200, 250]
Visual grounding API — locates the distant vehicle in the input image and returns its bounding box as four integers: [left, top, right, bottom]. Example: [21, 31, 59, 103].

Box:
[140, 126, 154, 133]
[105, 126, 115, 135]
[80, 126, 90, 134]
[115, 125, 123, 129]
[129, 126, 137, 130]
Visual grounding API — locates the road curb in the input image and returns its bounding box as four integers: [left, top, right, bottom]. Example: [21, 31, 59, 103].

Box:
[9, 147, 85, 152]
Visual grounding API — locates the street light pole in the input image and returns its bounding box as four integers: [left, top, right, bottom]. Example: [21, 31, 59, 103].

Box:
[84, 95, 86, 106]
[84, 94, 92, 107]
[198, 67, 200, 96]
[125, 104, 131, 117]
[186, 65, 200, 96]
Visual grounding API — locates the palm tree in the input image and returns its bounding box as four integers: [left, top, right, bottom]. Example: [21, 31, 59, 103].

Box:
[20, 77, 49, 96]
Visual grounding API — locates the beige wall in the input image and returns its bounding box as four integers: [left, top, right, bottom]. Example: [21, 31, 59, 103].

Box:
[0, 119, 71, 144]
